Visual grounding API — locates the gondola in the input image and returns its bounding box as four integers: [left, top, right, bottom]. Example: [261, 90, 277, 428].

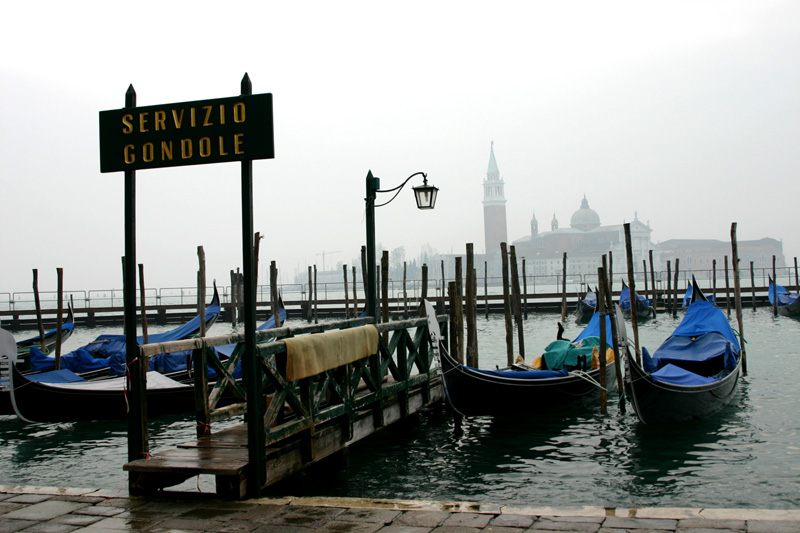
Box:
[425, 300, 617, 417]
[619, 280, 655, 320]
[26, 282, 222, 374]
[681, 283, 716, 308]
[15, 301, 76, 354]
[0, 283, 223, 416]
[574, 287, 597, 324]
[623, 279, 742, 424]
[768, 276, 800, 316]
[0, 299, 287, 422]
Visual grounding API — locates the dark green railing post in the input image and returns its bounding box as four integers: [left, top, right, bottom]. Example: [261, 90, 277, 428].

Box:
[240, 73, 265, 496]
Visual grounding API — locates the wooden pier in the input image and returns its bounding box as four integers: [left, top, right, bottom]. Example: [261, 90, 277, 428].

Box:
[123, 315, 445, 499]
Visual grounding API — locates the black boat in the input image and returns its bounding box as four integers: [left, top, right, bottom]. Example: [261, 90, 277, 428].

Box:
[768, 276, 800, 316]
[0, 284, 223, 416]
[425, 300, 617, 417]
[619, 280, 655, 320]
[574, 287, 597, 324]
[624, 279, 742, 424]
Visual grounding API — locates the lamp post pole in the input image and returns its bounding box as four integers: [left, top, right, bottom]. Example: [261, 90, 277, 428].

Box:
[365, 170, 380, 322]
[364, 169, 437, 324]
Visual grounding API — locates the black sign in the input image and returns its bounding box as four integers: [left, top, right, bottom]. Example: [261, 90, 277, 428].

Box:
[99, 93, 273, 172]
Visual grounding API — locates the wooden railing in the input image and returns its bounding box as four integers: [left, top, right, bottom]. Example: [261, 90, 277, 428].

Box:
[134, 314, 446, 496]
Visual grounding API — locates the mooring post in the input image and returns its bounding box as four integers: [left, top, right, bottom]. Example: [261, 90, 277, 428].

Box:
[596, 266, 608, 415]
[673, 258, 680, 318]
[500, 242, 514, 366]
[623, 223, 641, 365]
[772, 255, 777, 317]
[55, 268, 64, 364]
[561, 252, 568, 321]
[649, 250, 656, 314]
[510, 246, 524, 360]
[750, 261, 756, 311]
[724, 255, 731, 317]
[465, 244, 478, 367]
[731, 222, 747, 376]
[196, 248, 205, 338]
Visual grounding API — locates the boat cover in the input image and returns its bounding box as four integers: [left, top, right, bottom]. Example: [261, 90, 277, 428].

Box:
[619, 285, 652, 310]
[650, 363, 720, 386]
[573, 312, 614, 346]
[473, 367, 569, 379]
[33, 370, 187, 391]
[768, 282, 800, 307]
[26, 368, 87, 384]
[642, 300, 740, 380]
[541, 336, 603, 370]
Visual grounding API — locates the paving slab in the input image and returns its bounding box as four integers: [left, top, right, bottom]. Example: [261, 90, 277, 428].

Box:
[2, 500, 88, 521]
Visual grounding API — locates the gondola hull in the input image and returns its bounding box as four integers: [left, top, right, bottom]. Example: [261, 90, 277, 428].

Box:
[624, 355, 741, 424]
[438, 347, 617, 417]
[6, 364, 235, 423]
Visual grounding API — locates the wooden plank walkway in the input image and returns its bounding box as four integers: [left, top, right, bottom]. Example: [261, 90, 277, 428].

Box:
[125, 378, 443, 499]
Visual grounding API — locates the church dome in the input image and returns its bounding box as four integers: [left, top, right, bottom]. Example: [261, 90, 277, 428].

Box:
[570, 196, 601, 231]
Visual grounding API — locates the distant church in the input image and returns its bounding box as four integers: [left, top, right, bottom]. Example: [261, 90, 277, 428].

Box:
[480, 144, 785, 279]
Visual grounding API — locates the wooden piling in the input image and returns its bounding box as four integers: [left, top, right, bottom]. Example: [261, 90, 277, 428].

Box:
[750, 261, 756, 311]
[795, 257, 799, 294]
[772, 255, 778, 317]
[196, 247, 205, 338]
[343, 264, 350, 319]
[510, 246, 525, 360]
[32, 269, 45, 353]
[672, 259, 680, 318]
[306, 266, 313, 322]
[623, 224, 641, 365]
[419, 264, 428, 317]
[403, 262, 408, 319]
[731, 222, 747, 376]
[55, 268, 64, 365]
[724, 255, 731, 317]
[649, 250, 656, 313]
[561, 252, 568, 321]
[601, 254, 624, 396]
[596, 266, 608, 415]
[313, 265, 319, 324]
[522, 258, 528, 319]
[712, 259, 718, 303]
[642, 259, 649, 304]
[381, 250, 389, 330]
[270, 261, 280, 327]
[454, 256, 464, 361]
[608, 251, 613, 293]
[666, 260, 672, 316]
[484, 261, 489, 319]
[230, 269, 238, 327]
[500, 242, 514, 366]
[440, 260, 446, 315]
[465, 244, 478, 368]
[447, 281, 462, 363]
[353, 265, 359, 317]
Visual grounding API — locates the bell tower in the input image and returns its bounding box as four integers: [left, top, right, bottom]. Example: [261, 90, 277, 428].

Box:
[482, 142, 508, 255]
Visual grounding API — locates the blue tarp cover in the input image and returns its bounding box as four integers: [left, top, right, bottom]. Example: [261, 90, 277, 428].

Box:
[651, 363, 720, 386]
[769, 282, 800, 307]
[574, 312, 614, 346]
[582, 291, 597, 307]
[474, 367, 569, 379]
[643, 300, 740, 376]
[619, 285, 651, 311]
[27, 368, 87, 384]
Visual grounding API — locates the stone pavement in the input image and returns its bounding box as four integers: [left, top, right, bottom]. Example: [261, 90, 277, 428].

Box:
[1, 485, 799, 532]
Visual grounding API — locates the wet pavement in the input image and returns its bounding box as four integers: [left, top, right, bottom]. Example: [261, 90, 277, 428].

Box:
[1, 484, 799, 531]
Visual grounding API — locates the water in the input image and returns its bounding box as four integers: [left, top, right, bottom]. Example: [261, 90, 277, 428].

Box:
[1, 308, 799, 509]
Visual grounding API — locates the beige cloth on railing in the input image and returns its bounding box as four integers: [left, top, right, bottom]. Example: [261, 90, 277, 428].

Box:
[282, 325, 379, 381]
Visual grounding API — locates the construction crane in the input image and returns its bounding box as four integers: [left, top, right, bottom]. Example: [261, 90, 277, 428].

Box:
[316, 250, 341, 271]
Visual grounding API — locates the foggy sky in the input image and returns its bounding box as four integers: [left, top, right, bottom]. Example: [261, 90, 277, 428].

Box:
[2, 1, 799, 296]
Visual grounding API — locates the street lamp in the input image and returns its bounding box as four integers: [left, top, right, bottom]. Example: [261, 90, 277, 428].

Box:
[365, 170, 438, 322]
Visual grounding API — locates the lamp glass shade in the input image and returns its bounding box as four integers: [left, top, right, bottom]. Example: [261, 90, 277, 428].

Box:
[413, 184, 438, 210]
